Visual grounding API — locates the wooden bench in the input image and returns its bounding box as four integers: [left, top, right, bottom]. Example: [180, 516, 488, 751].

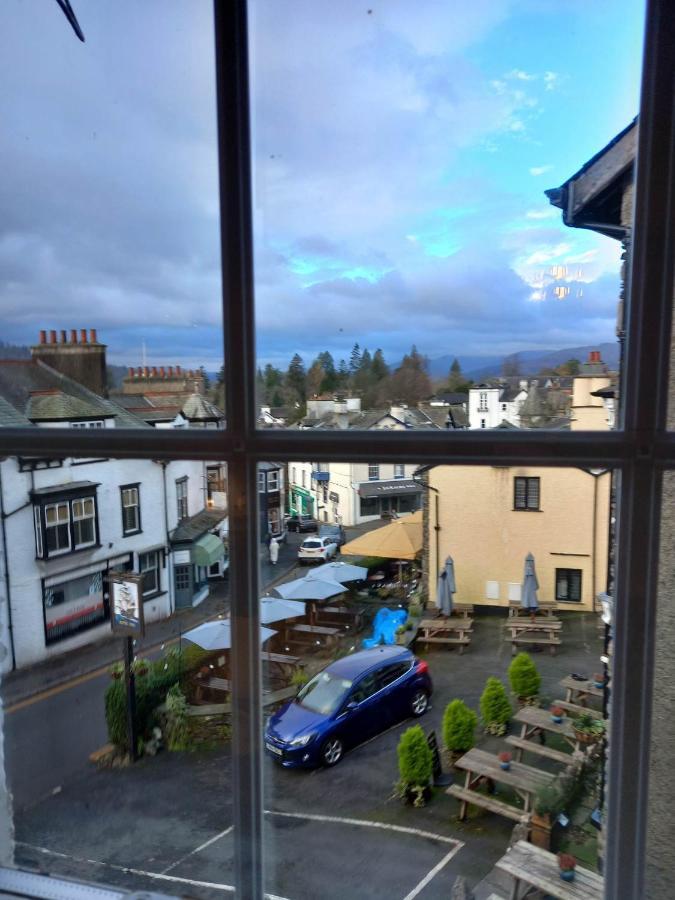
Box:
[505, 736, 576, 766]
[510, 635, 561, 655]
[447, 784, 530, 824]
[509, 600, 557, 617]
[316, 606, 365, 629]
[452, 603, 474, 618]
[504, 618, 561, 631]
[416, 634, 471, 654]
[289, 623, 340, 645]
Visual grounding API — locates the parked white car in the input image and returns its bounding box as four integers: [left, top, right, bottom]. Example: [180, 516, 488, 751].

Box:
[297, 536, 338, 564]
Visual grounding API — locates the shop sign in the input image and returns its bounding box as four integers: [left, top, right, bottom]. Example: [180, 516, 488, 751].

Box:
[109, 571, 145, 636]
[329, 491, 340, 503]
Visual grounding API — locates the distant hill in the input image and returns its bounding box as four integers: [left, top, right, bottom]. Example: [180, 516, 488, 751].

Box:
[0, 341, 30, 359]
[428, 343, 620, 380]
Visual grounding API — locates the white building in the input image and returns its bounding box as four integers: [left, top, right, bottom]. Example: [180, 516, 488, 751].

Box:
[468, 382, 527, 429]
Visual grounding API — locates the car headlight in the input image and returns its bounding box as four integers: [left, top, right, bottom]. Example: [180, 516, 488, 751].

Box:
[289, 733, 315, 747]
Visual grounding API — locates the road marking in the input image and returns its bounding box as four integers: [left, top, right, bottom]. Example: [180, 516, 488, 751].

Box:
[17, 842, 290, 900]
[4, 664, 113, 714]
[401, 843, 464, 900]
[264, 809, 463, 847]
[160, 825, 234, 873]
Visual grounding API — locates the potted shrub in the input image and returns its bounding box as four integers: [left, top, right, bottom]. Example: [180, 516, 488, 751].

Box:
[572, 712, 605, 745]
[531, 783, 562, 850]
[442, 699, 478, 761]
[558, 853, 577, 882]
[110, 661, 124, 680]
[508, 652, 541, 705]
[479, 677, 512, 736]
[498, 750, 512, 771]
[395, 625, 406, 645]
[551, 705, 564, 724]
[132, 658, 150, 677]
[593, 672, 606, 689]
[395, 725, 434, 807]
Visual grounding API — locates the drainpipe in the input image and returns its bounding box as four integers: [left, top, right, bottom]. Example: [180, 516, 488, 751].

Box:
[0, 466, 17, 671]
[157, 461, 174, 615]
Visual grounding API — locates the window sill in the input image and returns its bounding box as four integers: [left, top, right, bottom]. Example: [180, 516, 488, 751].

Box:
[38, 543, 103, 561]
[512, 508, 543, 512]
[122, 529, 143, 538]
[142, 590, 167, 603]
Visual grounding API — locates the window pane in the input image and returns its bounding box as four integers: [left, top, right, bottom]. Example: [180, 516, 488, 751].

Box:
[2, 456, 231, 895]
[251, 2, 643, 433]
[263, 459, 614, 896]
[0, 2, 225, 433]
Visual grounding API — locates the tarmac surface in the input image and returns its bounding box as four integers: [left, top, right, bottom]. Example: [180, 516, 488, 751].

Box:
[9, 610, 604, 899]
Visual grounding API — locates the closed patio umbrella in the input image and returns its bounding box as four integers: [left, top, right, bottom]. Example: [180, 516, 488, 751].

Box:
[259, 597, 306, 625]
[306, 561, 368, 583]
[183, 619, 276, 650]
[436, 556, 456, 616]
[521, 552, 540, 612]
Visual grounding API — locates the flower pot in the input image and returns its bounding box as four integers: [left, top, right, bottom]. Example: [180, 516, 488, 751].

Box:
[573, 728, 599, 745]
[560, 870, 575, 882]
[530, 812, 552, 850]
[500, 761, 511, 771]
[593, 681, 605, 690]
[551, 715, 563, 724]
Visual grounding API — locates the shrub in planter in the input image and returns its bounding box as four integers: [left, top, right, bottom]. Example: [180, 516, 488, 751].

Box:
[395, 725, 434, 807]
[109, 661, 124, 680]
[442, 700, 478, 757]
[508, 652, 541, 702]
[132, 658, 151, 677]
[104, 668, 180, 750]
[479, 677, 512, 736]
[572, 712, 605, 745]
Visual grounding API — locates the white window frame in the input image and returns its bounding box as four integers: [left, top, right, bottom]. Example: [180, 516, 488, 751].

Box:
[43, 500, 71, 556]
[70, 420, 105, 428]
[368, 464, 379, 481]
[72, 496, 96, 549]
[267, 470, 279, 491]
[139, 549, 160, 597]
[176, 477, 188, 521]
[121, 485, 141, 535]
[1, 4, 673, 898]
[394, 463, 405, 479]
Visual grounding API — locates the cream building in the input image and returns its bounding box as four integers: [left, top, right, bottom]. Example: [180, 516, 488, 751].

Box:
[426, 464, 611, 613]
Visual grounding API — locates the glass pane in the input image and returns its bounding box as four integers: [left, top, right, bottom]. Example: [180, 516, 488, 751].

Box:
[1, 455, 231, 895]
[263, 459, 613, 897]
[0, 2, 225, 431]
[251, 1, 643, 431]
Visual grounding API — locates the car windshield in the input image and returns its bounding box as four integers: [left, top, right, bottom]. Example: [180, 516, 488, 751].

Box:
[296, 671, 353, 714]
[303, 540, 321, 548]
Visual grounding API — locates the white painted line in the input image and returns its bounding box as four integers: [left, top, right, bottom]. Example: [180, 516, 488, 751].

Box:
[17, 842, 290, 900]
[161, 824, 234, 873]
[265, 809, 463, 847]
[400, 843, 463, 900]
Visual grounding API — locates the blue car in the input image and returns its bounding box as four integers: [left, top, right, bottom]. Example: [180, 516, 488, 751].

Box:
[264, 646, 433, 768]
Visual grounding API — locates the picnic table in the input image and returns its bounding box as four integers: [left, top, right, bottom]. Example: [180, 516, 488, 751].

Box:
[512, 706, 583, 756]
[261, 651, 304, 680]
[504, 617, 562, 655]
[509, 600, 557, 617]
[496, 840, 603, 900]
[559, 675, 603, 707]
[417, 617, 473, 654]
[448, 747, 555, 823]
[288, 623, 340, 647]
[316, 605, 365, 630]
[451, 603, 474, 618]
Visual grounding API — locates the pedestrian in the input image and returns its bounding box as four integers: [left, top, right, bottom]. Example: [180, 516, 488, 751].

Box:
[269, 536, 279, 565]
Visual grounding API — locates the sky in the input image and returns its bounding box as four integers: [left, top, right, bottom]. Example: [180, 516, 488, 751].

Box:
[0, 1, 645, 372]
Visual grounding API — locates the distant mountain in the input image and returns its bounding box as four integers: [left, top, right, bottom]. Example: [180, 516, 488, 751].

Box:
[0, 341, 30, 359]
[427, 343, 620, 381]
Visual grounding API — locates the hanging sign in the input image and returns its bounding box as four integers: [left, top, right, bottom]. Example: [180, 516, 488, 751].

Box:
[109, 571, 145, 636]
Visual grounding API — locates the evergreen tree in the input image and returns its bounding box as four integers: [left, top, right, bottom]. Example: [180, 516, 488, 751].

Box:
[306, 359, 324, 398]
[371, 349, 389, 382]
[337, 359, 349, 390]
[349, 342, 362, 376]
[377, 345, 432, 407]
[198, 365, 210, 392]
[445, 358, 472, 395]
[286, 354, 307, 402]
[317, 351, 338, 393]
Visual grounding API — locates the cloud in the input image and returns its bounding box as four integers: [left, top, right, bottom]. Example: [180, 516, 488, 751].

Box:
[544, 71, 561, 91]
[529, 165, 554, 176]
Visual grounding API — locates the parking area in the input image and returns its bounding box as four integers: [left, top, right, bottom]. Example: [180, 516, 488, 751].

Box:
[14, 612, 601, 899]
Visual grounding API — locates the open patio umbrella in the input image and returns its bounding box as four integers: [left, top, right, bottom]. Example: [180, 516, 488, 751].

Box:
[306, 561, 368, 583]
[521, 552, 540, 612]
[259, 597, 306, 625]
[183, 619, 276, 650]
[340, 510, 423, 560]
[274, 576, 347, 601]
[436, 556, 456, 616]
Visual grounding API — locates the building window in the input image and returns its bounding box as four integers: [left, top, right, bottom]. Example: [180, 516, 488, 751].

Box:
[394, 464, 405, 479]
[206, 465, 226, 506]
[70, 420, 104, 428]
[258, 471, 265, 492]
[72, 497, 96, 548]
[556, 568, 582, 603]
[33, 506, 43, 557]
[291, 466, 296, 484]
[502, 403, 507, 411]
[480, 419, 486, 429]
[175, 565, 191, 592]
[368, 464, 379, 481]
[360, 496, 379, 516]
[514, 476, 540, 510]
[139, 550, 161, 597]
[44, 501, 71, 555]
[176, 477, 188, 521]
[43, 570, 106, 644]
[479, 391, 488, 411]
[120, 485, 141, 535]
[267, 470, 279, 491]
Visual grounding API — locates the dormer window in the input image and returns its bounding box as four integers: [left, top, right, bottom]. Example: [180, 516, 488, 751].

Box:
[32, 482, 100, 559]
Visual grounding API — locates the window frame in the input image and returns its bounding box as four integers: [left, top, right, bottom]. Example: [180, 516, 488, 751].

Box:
[0, 3, 672, 898]
[120, 483, 141, 536]
[514, 476, 540, 510]
[175, 476, 188, 522]
[555, 567, 582, 603]
[33, 490, 100, 559]
[368, 464, 379, 481]
[138, 549, 161, 598]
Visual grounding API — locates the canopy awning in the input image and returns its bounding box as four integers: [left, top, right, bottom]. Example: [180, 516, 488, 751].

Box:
[358, 479, 421, 497]
[192, 533, 225, 567]
[341, 510, 423, 560]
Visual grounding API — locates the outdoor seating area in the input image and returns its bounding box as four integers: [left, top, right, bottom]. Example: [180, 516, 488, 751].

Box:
[504, 616, 563, 655]
[495, 840, 603, 900]
[417, 616, 473, 653]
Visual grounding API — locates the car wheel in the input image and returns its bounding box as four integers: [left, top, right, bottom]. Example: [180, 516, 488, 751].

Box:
[321, 736, 343, 766]
[411, 689, 429, 717]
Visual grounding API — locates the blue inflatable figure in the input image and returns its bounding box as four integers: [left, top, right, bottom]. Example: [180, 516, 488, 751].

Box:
[362, 607, 408, 649]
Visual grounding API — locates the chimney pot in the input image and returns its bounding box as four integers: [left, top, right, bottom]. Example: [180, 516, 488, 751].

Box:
[168, 366, 174, 377]
[176, 365, 182, 375]
[80, 329, 87, 344]
[70, 329, 78, 343]
[151, 367, 158, 377]
[136, 366, 142, 377]
[128, 367, 134, 377]
[49, 330, 57, 344]
[144, 366, 150, 377]
[160, 366, 166, 378]
[90, 328, 97, 343]
[39, 330, 46, 344]
[60, 330, 67, 343]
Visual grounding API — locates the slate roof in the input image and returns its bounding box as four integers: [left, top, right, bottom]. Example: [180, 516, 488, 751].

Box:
[0, 395, 31, 427]
[181, 393, 224, 422]
[499, 385, 523, 403]
[430, 392, 468, 405]
[170, 508, 227, 543]
[0, 360, 149, 428]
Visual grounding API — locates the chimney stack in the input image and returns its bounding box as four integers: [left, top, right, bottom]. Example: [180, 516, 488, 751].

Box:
[144, 366, 149, 377]
[70, 329, 78, 343]
[176, 365, 182, 375]
[49, 330, 57, 344]
[39, 330, 46, 344]
[151, 367, 158, 377]
[31, 327, 108, 397]
[80, 329, 87, 344]
[90, 328, 97, 343]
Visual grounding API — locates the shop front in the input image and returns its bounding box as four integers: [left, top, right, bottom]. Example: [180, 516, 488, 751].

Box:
[288, 485, 315, 517]
[358, 479, 422, 520]
[170, 510, 226, 609]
